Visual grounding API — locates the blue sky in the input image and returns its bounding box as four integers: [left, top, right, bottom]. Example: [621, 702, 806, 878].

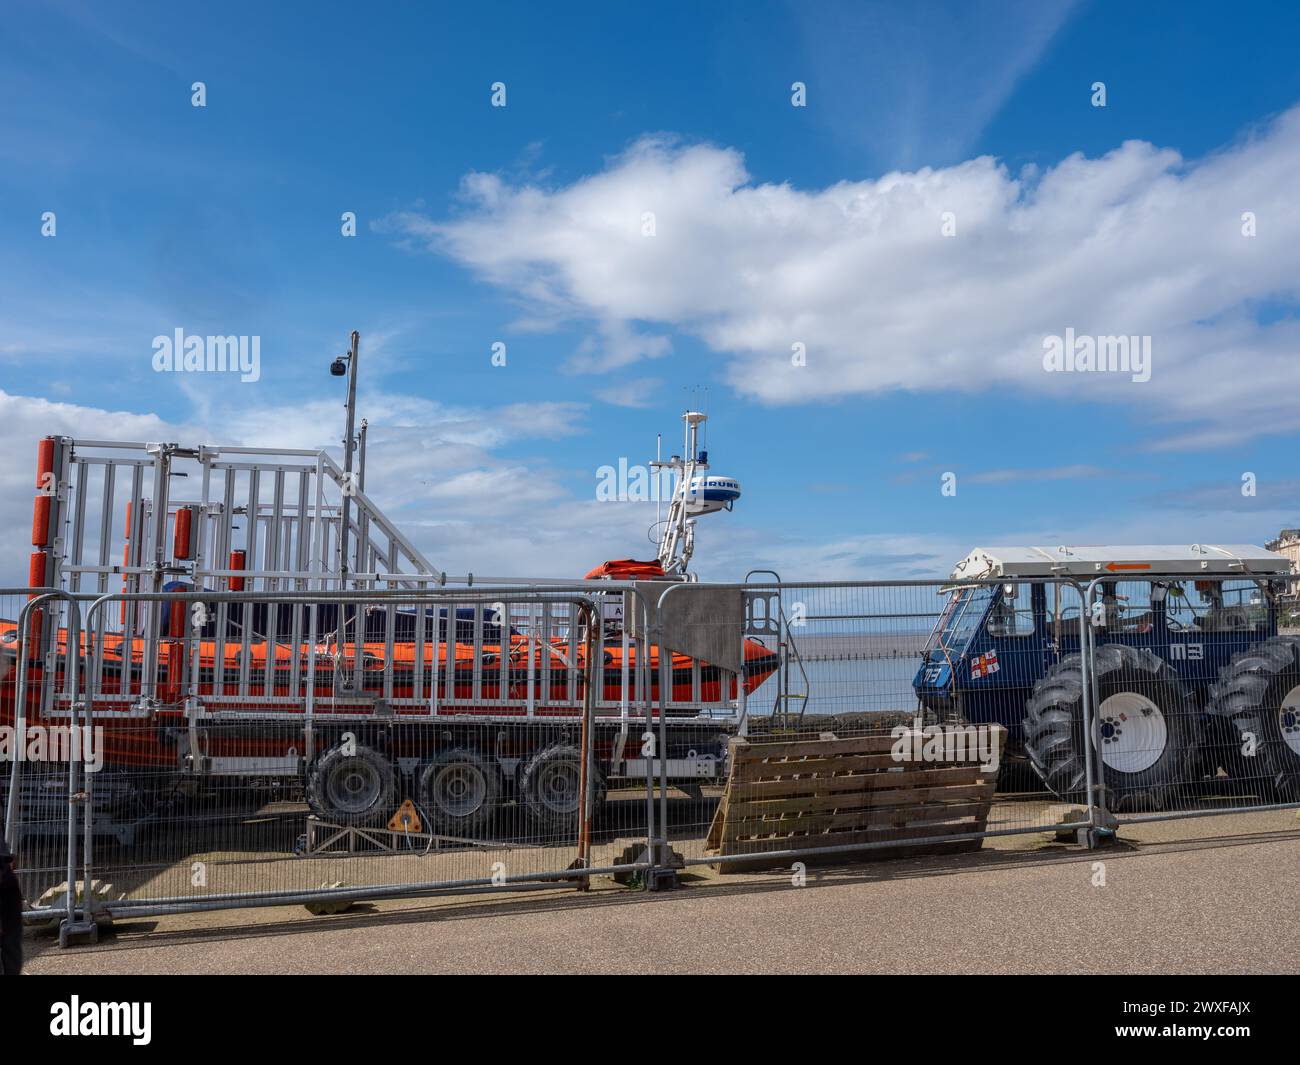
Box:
[4, 0, 1300, 583]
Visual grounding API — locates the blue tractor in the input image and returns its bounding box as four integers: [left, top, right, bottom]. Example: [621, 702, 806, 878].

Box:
[912, 545, 1300, 810]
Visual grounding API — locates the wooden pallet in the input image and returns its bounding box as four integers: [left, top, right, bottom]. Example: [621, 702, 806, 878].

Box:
[705, 728, 1004, 872]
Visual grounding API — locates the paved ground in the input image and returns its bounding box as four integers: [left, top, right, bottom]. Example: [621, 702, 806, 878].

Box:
[20, 809, 1300, 974]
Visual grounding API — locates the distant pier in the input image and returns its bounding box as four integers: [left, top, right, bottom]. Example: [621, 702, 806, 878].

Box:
[796, 649, 923, 662]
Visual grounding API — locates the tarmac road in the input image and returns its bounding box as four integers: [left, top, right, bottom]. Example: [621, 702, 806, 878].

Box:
[20, 813, 1300, 975]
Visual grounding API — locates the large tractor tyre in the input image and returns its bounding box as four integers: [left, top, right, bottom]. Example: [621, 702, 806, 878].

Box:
[419, 747, 502, 837]
[1204, 636, 1300, 802]
[994, 756, 1040, 795]
[1023, 645, 1199, 812]
[519, 743, 606, 836]
[306, 743, 395, 826]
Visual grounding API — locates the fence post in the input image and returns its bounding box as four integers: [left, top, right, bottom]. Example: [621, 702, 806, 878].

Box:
[652, 592, 671, 886]
[621, 586, 657, 888]
[648, 583, 695, 890]
[61, 596, 97, 945]
[1080, 578, 1112, 847]
[574, 598, 596, 889]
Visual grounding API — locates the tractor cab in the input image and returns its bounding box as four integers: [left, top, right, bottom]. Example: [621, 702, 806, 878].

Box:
[913, 544, 1293, 741]
[913, 578, 1043, 726]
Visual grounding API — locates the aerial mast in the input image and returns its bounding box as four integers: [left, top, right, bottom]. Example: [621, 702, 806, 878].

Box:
[650, 410, 739, 575]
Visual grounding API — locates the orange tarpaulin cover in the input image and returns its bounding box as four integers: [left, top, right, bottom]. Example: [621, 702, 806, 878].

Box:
[584, 559, 666, 580]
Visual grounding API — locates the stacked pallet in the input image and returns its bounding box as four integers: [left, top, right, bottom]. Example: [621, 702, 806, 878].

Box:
[705, 728, 1003, 872]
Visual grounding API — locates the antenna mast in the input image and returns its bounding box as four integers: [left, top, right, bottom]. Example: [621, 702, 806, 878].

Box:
[650, 410, 739, 576]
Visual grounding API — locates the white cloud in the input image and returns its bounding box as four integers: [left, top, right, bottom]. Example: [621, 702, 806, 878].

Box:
[698, 502, 1300, 584]
[386, 107, 1300, 446]
[0, 389, 651, 588]
[966, 464, 1115, 484]
[1, 386, 1290, 593]
[593, 377, 663, 408]
[0, 391, 178, 590]
[568, 320, 670, 373]
[701, 527, 971, 583]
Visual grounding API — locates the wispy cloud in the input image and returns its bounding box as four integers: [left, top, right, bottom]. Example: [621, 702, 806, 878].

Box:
[967, 465, 1127, 484]
[791, 0, 1082, 169]
[0, 388, 606, 586]
[568, 320, 671, 373]
[593, 377, 663, 408]
[384, 106, 1300, 449]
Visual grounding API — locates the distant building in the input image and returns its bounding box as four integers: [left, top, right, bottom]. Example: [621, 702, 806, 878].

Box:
[1266, 529, 1300, 599]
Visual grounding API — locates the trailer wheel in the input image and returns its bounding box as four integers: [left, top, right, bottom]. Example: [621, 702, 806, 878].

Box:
[519, 743, 606, 835]
[1022, 645, 1198, 812]
[1204, 636, 1300, 801]
[306, 743, 394, 826]
[419, 748, 501, 836]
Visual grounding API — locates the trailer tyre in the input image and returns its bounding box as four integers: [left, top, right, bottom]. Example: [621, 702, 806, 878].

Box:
[306, 743, 395, 826]
[519, 743, 605, 835]
[419, 748, 501, 836]
[1204, 636, 1300, 801]
[1023, 645, 1198, 812]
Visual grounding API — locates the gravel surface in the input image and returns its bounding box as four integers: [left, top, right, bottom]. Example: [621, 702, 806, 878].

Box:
[20, 809, 1300, 975]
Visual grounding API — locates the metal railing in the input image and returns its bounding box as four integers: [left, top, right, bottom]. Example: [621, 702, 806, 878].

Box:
[5, 586, 673, 938]
[1079, 571, 1300, 826]
[3, 572, 1297, 945]
[655, 577, 1098, 868]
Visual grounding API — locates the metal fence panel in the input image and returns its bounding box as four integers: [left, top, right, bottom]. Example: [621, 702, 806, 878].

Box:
[1081, 572, 1300, 824]
[7, 570, 1298, 941]
[1, 587, 670, 931]
[1, 588, 86, 932]
[655, 577, 1096, 870]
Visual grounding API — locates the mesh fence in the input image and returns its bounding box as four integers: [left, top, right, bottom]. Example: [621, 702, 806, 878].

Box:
[658, 579, 1086, 868]
[3, 574, 1299, 933]
[2, 589, 80, 907]
[5, 588, 664, 920]
[1079, 573, 1300, 822]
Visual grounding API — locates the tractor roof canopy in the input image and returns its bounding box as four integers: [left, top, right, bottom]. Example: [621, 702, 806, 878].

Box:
[951, 544, 1292, 580]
